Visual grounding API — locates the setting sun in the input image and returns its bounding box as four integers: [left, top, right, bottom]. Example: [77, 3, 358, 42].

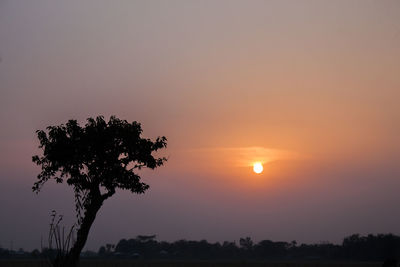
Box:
[253, 162, 263, 174]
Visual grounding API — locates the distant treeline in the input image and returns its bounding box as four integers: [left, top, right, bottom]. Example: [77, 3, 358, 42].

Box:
[99, 234, 400, 261]
[1, 234, 399, 261]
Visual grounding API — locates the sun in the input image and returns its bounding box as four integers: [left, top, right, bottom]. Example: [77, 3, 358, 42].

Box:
[253, 162, 263, 174]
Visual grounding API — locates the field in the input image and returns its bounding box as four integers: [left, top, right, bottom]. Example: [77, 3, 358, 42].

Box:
[0, 260, 383, 267]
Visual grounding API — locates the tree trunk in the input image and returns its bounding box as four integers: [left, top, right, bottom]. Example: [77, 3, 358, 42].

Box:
[61, 193, 103, 267]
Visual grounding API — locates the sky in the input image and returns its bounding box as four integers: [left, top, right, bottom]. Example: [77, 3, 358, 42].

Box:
[0, 0, 400, 251]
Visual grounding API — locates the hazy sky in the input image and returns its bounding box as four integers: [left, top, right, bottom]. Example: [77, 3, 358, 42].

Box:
[1, 0, 400, 251]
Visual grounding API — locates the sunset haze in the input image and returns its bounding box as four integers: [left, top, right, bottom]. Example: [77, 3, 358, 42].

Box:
[0, 0, 400, 251]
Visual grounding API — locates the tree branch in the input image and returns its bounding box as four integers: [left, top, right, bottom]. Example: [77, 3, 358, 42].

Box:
[101, 188, 115, 201]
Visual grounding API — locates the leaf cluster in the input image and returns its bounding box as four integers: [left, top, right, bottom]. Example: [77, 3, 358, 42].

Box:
[32, 116, 167, 222]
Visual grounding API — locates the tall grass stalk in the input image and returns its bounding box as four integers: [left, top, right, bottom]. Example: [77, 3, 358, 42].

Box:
[44, 211, 75, 267]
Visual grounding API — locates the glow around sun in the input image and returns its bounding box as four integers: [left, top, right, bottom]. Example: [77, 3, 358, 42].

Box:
[253, 162, 263, 174]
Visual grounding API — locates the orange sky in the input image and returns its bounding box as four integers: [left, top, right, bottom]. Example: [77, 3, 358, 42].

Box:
[0, 0, 400, 250]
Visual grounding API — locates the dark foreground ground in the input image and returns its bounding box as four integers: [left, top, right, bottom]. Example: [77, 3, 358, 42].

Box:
[0, 260, 383, 267]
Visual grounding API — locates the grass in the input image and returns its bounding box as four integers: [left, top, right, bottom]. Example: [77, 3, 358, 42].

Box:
[0, 260, 383, 267]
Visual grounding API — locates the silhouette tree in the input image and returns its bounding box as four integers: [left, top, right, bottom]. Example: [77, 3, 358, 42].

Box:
[239, 237, 253, 250]
[32, 116, 167, 267]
